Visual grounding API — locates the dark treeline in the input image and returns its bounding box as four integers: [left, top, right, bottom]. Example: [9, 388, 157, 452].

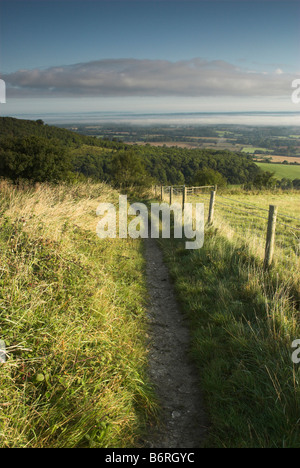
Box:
[0, 117, 298, 189]
[124, 144, 259, 185]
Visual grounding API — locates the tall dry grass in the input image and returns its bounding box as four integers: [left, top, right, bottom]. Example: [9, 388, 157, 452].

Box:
[0, 179, 156, 448]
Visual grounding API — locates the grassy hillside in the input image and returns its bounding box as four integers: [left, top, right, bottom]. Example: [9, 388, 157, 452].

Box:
[1, 116, 299, 449]
[0, 180, 156, 448]
[158, 191, 300, 447]
[187, 189, 300, 286]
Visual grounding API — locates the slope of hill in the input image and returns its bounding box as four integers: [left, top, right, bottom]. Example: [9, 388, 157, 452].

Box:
[0, 179, 156, 447]
[0, 117, 120, 149]
[0, 117, 261, 186]
[157, 186, 300, 448]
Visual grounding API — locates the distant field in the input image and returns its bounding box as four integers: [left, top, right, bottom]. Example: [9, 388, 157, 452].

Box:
[256, 162, 300, 180]
[267, 155, 300, 164]
[242, 146, 273, 154]
[125, 141, 200, 149]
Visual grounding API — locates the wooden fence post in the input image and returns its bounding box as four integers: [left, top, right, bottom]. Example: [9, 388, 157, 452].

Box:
[182, 185, 186, 207]
[169, 186, 173, 205]
[264, 205, 278, 269]
[154, 185, 157, 198]
[160, 185, 163, 201]
[208, 190, 216, 224]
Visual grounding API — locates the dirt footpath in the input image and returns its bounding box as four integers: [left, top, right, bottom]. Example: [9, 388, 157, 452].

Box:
[143, 237, 208, 448]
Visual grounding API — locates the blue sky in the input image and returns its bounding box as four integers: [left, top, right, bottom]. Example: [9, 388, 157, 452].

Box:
[0, 0, 300, 120]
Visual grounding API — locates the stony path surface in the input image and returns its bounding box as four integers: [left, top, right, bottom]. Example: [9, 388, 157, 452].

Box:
[143, 238, 208, 448]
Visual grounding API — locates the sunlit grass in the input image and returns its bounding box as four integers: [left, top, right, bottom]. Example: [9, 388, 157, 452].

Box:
[159, 228, 300, 447]
[0, 179, 157, 448]
[185, 188, 300, 294]
[155, 186, 300, 447]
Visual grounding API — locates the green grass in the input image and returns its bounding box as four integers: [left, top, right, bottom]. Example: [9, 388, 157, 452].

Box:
[158, 227, 300, 448]
[187, 189, 300, 294]
[2, 180, 299, 448]
[0, 180, 157, 448]
[153, 186, 300, 447]
[256, 163, 300, 180]
[242, 147, 273, 154]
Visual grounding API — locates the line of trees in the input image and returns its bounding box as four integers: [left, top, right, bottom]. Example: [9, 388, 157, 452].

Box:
[0, 117, 298, 190]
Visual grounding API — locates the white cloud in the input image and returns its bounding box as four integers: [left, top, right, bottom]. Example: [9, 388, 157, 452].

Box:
[3, 58, 297, 99]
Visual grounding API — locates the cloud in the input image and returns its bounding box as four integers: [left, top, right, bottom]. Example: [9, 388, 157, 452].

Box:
[3, 58, 296, 99]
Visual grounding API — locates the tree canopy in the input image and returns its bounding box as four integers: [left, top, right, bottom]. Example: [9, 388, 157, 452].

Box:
[192, 168, 227, 187]
[110, 150, 153, 188]
[0, 135, 72, 183]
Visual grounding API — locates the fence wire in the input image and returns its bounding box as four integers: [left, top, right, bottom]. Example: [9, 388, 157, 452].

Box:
[154, 185, 299, 257]
[177, 186, 299, 262]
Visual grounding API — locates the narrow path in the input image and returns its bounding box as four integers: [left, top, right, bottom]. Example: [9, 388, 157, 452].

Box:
[143, 237, 208, 448]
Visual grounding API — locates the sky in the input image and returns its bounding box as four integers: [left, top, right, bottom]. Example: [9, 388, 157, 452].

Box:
[0, 0, 300, 123]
